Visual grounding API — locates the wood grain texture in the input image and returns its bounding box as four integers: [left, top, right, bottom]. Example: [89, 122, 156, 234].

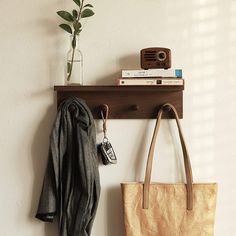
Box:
[54, 86, 184, 119]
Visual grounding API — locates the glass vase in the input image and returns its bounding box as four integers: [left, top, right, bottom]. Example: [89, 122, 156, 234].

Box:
[66, 35, 83, 85]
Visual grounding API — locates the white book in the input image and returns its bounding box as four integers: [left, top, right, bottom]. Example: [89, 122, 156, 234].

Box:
[122, 69, 182, 78]
[118, 78, 184, 86]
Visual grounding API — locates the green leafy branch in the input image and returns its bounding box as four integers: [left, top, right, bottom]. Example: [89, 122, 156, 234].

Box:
[57, 0, 95, 81]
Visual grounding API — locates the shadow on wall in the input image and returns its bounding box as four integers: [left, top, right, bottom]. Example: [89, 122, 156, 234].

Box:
[36, 0, 68, 86]
[106, 186, 126, 236]
[95, 53, 139, 85]
[183, 1, 236, 235]
[30, 102, 59, 236]
[133, 120, 151, 181]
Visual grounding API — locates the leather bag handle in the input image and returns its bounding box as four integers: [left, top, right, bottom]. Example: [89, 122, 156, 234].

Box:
[143, 103, 193, 210]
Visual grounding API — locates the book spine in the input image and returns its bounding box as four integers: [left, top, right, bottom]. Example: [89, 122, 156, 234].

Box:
[122, 69, 182, 78]
[118, 78, 184, 86]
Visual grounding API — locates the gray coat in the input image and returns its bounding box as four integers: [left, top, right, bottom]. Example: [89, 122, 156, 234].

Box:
[36, 97, 100, 236]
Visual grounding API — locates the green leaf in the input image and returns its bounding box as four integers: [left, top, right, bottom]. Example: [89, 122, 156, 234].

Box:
[81, 9, 95, 18]
[72, 9, 78, 19]
[59, 24, 72, 34]
[72, 36, 76, 48]
[67, 62, 72, 74]
[76, 29, 82, 35]
[73, 21, 81, 31]
[57, 11, 74, 22]
[73, 0, 81, 7]
[84, 4, 94, 8]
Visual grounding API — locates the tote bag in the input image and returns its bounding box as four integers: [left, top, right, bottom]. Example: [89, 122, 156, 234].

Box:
[121, 103, 217, 236]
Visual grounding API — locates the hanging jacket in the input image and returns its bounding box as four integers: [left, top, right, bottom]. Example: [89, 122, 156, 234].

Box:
[36, 97, 101, 236]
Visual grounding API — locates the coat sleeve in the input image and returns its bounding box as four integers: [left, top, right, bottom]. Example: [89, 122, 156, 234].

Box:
[35, 109, 63, 223]
[35, 153, 57, 222]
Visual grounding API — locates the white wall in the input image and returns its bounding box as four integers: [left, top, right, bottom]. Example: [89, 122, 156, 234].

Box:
[0, 0, 235, 235]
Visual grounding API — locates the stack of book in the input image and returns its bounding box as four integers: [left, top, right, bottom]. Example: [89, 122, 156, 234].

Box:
[117, 69, 184, 86]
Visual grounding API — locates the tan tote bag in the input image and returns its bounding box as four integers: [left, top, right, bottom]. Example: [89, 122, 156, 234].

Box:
[121, 103, 217, 236]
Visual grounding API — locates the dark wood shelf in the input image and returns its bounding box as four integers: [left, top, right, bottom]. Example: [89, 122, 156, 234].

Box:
[54, 85, 184, 119]
[54, 85, 183, 92]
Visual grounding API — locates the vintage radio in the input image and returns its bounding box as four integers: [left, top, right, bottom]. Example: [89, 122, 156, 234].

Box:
[141, 47, 171, 69]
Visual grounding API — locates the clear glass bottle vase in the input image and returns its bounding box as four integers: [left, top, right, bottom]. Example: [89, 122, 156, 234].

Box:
[66, 35, 83, 85]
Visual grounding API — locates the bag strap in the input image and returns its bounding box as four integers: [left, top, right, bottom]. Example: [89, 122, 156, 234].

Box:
[143, 103, 193, 210]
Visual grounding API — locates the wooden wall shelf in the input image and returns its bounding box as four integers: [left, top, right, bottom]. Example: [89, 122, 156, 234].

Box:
[54, 85, 184, 119]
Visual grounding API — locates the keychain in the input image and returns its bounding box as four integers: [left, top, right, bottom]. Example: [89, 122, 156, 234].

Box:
[98, 104, 117, 165]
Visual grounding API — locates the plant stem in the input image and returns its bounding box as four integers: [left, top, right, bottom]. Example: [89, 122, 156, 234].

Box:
[67, 1, 84, 82]
[78, 0, 85, 19]
[67, 43, 75, 81]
